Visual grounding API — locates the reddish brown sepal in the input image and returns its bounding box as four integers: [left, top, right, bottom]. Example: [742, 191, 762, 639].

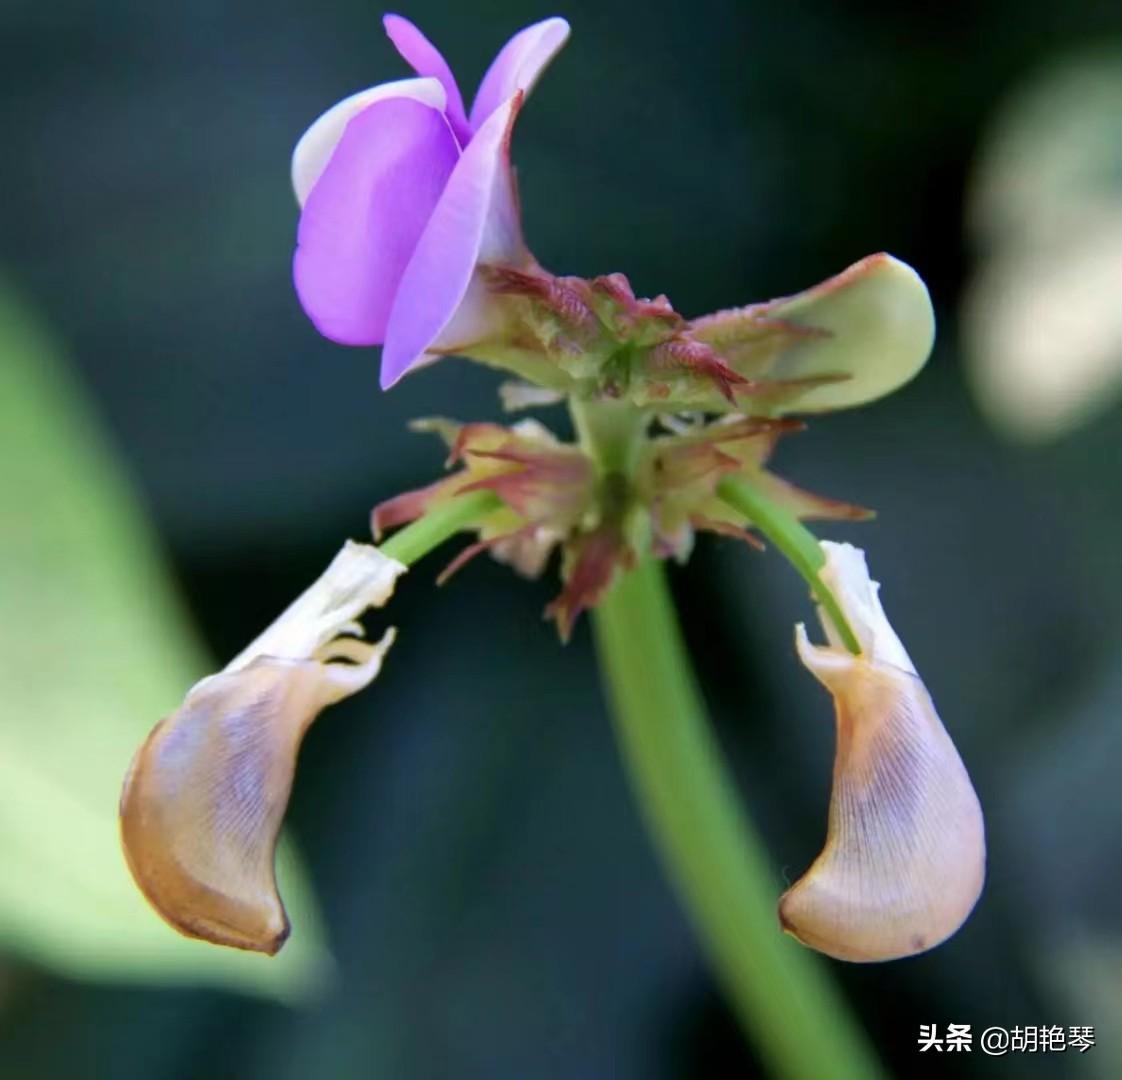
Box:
[545, 525, 636, 641]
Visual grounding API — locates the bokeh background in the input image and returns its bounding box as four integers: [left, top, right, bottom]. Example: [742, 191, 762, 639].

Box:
[3, 0, 1122, 1076]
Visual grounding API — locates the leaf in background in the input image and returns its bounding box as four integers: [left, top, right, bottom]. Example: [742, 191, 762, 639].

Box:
[0, 279, 332, 1001]
[963, 49, 1122, 441]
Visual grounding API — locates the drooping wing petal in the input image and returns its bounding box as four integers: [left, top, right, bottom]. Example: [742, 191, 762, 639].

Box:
[781, 638, 985, 962]
[119, 541, 403, 954]
[380, 95, 525, 386]
[120, 643, 393, 955]
[291, 77, 446, 206]
[294, 97, 460, 346]
[779, 542, 984, 962]
[692, 254, 936, 412]
[469, 17, 570, 129]
[383, 14, 471, 146]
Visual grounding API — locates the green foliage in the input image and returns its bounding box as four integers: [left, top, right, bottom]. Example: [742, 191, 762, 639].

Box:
[0, 282, 331, 1000]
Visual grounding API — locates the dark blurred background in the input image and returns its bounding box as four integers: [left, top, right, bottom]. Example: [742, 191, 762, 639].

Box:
[3, 0, 1122, 1077]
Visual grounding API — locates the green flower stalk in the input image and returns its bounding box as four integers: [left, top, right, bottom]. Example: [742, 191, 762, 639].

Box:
[593, 558, 883, 1080]
[118, 11, 986, 1079]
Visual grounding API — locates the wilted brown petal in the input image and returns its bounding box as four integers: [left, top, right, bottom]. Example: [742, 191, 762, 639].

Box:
[120, 542, 403, 953]
[779, 543, 985, 962]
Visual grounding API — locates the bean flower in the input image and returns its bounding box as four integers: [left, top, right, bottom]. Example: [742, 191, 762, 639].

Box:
[293, 14, 569, 387]
[120, 12, 984, 1074]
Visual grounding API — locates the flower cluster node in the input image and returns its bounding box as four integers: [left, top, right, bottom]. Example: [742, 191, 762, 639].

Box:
[373, 408, 872, 639]
[477, 264, 868, 411]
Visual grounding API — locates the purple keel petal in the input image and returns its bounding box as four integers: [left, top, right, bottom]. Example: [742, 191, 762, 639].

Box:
[381, 95, 525, 386]
[470, 17, 570, 130]
[383, 14, 471, 147]
[294, 97, 459, 346]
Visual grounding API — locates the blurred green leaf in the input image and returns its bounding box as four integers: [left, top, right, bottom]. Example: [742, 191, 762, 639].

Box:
[0, 279, 331, 1000]
[964, 48, 1122, 441]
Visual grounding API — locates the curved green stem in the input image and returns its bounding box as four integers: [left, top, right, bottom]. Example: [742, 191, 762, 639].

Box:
[593, 558, 883, 1080]
[569, 394, 648, 477]
[716, 476, 861, 654]
[379, 491, 501, 567]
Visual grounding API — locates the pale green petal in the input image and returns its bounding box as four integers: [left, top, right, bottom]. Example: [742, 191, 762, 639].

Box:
[761, 254, 936, 412]
[0, 280, 331, 1000]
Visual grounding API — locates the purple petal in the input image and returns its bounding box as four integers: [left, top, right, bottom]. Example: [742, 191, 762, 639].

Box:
[291, 77, 446, 206]
[381, 95, 525, 387]
[383, 14, 471, 146]
[470, 17, 570, 130]
[294, 97, 459, 346]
